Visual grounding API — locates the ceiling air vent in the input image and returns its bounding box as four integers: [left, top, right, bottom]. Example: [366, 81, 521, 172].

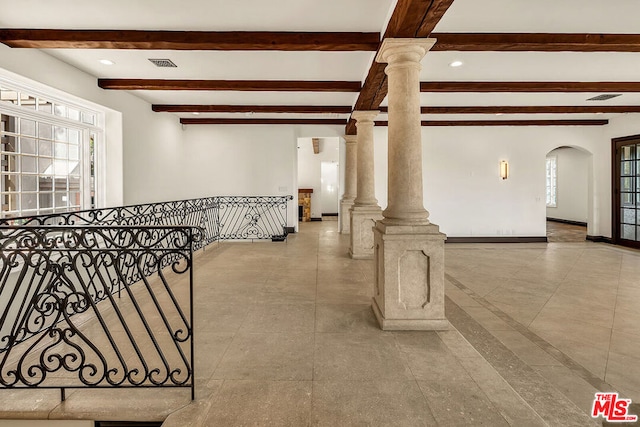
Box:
[148, 58, 177, 68]
[586, 94, 621, 101]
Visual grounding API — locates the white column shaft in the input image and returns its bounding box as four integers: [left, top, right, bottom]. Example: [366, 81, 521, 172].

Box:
[352, 111, 379, 206]
[344, 136, 357, 199]
[377, 40, 435, 224]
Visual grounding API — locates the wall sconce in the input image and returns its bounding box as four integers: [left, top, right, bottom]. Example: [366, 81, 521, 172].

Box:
[500, 160, 509, 180]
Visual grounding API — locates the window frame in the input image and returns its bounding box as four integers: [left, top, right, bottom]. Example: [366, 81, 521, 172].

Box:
[0, 77, 104, 219]
[546, 156, 558, 208]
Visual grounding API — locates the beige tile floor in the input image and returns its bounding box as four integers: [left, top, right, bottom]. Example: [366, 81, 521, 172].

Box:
[2, 220, 640, 426]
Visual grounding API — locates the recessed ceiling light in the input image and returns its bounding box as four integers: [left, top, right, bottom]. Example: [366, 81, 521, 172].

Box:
[449, 60, 463, 68]
[192, 112, 200, 115]
[495, 113, 504, 116]
[99, 59, 114, 65]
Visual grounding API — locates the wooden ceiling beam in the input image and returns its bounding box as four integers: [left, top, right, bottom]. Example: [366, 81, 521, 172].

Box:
[346, 0, 455, 134]
[431, 33, 640, 52]
[152, 104, 352, 114]
[420, 82, 640, 92]
[373, 119, 609, 126]
[377, 106, 640, 114]
[180, 118, 346, 125]
[98, 79, 361, 92]
[0, 29, 380, 51]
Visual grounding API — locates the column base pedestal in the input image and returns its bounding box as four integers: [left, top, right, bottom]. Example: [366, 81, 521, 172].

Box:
[372, 221, 449, 330]
[340, 198, 354, 234]
[349, 205, 383, 259]
[372, 297, 450, 330]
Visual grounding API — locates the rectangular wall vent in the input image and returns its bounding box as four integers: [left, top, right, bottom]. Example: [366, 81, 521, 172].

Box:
[587, 94, 621, 101]
[148, 58, 177, 68]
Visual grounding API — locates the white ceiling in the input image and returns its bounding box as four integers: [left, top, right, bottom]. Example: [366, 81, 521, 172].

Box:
[0, 0, 394, 32]
[1, 0, 639, 125]
[135, 90, 360, 106]
[415, 92, 640, 107]
[44, 50, 377, 80]
[435, 0, 640, 33]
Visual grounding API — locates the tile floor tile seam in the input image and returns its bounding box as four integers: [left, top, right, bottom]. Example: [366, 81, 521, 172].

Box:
[445, 273, 616, 393]
[523, 247, 595, 328]
[207, 317, 249, 383]
[604, 256, 629, 388]
[393, 329, 517, 426]
[445, 297, 600, 426]
[405, 377, 446, 426]
[197, 379, 237, 426]
[532, 244, 595, 314]
[453, 350, 551, 427]
[312, 229, 320, 383]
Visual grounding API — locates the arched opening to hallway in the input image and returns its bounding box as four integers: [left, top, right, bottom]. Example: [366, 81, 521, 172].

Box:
[545, 146, 593, 242]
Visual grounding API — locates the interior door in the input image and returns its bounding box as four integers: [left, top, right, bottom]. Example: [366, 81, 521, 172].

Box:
[613, 135, 640, 249]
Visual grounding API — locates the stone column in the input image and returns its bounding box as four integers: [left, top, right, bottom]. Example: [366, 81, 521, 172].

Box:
[371, 38, 449, 330]
[349, 110, 383, 259]
[340, 135, 357, 234]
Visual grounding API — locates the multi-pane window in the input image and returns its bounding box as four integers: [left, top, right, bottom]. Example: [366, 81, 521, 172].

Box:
[0, 82, 100, 219]
[546, 156, 557, 208]
[620, 143, 640, 241]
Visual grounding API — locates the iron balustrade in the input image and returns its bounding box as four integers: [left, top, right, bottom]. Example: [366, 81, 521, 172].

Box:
[0, 195, 294, 245]
[0, 195, 293, 401]
[0, 226, 195, 400]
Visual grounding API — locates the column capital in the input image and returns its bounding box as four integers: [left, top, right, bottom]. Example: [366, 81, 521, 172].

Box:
[351, 110, 379, 125]
[375, 38, 436, 64]
[343, 134, 357, 144]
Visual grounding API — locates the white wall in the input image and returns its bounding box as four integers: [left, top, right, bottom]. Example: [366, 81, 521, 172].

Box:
[297, 137, 339, 218]
[180, 125, 298, 227]
[373, 125, 609, 238]
[546, 147, 589, 223]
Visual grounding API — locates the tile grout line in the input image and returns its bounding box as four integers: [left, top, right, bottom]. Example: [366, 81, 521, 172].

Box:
[445, 272, 616, 393]
[446, 297, 587, 425]
[310, 226, 321, 427]
[603, 252, 626, 387]
[445, 295, 597, 425]
[522, 246, 583, 328]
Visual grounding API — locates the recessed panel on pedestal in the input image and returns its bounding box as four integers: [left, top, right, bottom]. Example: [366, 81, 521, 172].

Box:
[398, 250, 430, 310]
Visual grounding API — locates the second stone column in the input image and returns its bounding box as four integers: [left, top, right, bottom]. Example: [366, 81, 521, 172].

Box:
[349, 110, 382, 259]
[340, 134, 357, 234]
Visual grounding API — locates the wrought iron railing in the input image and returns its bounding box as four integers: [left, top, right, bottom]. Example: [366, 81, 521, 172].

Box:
[0, 195, 293, 401]
[0, 195, 294, 246]
[0, 226, 195, 400]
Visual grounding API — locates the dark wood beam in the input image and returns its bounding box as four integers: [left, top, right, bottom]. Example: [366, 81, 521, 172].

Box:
[98, 79, 361, 92]
[431, 33, 640, 52]
[0, 29, 380, 51]
[180, 118, 346, 125]
[153, 105, 353, 114]
[377, 106, 640, 114]
[374, 119, 609, 126]
[346, 0, 455, 134]
[420, 82, 640, 92]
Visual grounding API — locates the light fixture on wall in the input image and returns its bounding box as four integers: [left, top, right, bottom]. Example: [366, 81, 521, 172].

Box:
[500, 160, 509, 180]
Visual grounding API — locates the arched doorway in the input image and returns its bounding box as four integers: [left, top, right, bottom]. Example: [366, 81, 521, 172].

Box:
[545, 146, 593, 242]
